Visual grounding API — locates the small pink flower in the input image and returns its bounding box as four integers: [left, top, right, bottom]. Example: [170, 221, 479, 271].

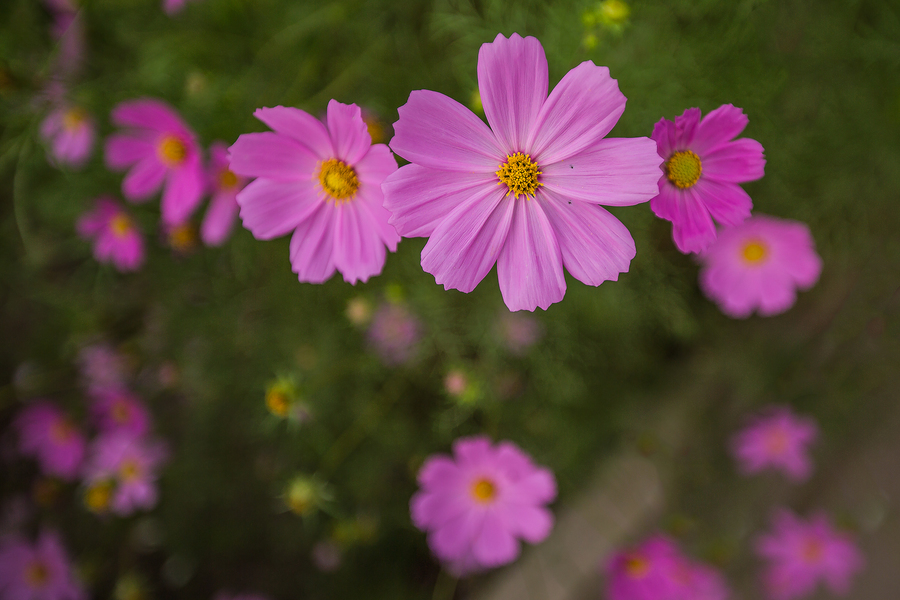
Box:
[76, 197, 145, 272]
[410, 436, 556, 575]
[699, 215, 822, 318]
[755, 509, 864, 600]
[82, 431, 167, 516]
[366, 302, 421, 366]
[731, 406, 818, 481]
[88, 387, 151, 437]
[39, 104, 94, 169]
[200, 141, 246, 246]
[77, 343, 128, 392]
[228, 100, 400, 284]
[496, 311, 543, 355]
[14, 401, 85, 480]
[162, 0, 196, 15]
[650, 104, 766, 254]
[0, 530, 85, 600]
[105, 98, 205, 226]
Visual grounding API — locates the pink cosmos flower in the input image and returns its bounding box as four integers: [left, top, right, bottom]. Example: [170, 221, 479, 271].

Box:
[0, 530, 85, 600]
[228, 100, 399, 284]
[40, 104, 94, 169]
[200, 141, 246, 246]
[162, 0, 197, 15]
[82, 431, 168, 516]
[495, 311, 543, 355]
[366, 302, 421, 366]
[76, 197, 145, 272]
[410, 436, 557, 575]
[382, 33, 662, 312]
[699, 215, 822, 318]
[730, 406, 818, 482]
[88, 387, 151, 437]
[77, 343, 128, 392]
[650, 105, 766, 254]
[105, 98, 205, 226]
[755, 509, 864, 600]
[13, 401, 85, 480]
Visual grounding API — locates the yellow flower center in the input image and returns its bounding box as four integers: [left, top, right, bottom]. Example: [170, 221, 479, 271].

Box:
[741, 240, 768, 264]
[120, 458, 141, 481]
[665, 150, 702, 189]
[50, 420, 74, 443]
[801, 538, 823, 562]
[168, 223, 196, 252]
[317, 159, 359, 201]
[265, 388, 291, 418]
[85, 480, 114, 512]
[63, 107, 87, 131]
[25, 561, 49, 587]
[470, 478, 496, 503]
[765, 427, 788, 454]
[111, 399, 131, 423]
[218, 169, 239, 189]
[496, 152, 543, 199]
[158, 135, 187, 167]
[109, 214, 132, 238]
[624, 555, 650, 578]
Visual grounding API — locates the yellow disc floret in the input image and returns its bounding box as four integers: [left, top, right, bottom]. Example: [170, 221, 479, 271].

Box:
[624, 555, 650, 579]
[741, 240, 768, 264]
[158, 135, 187, 167]
[665, 150, 702, 189]
[496, 152, 543, 199]
[470, 478, 496, 503]
[317, 159, 360, 202]
[110, 214, 132, 238]
[63, 107, 87, 131]
[25, 561, 49, 586]
[219, 169, 238, 189]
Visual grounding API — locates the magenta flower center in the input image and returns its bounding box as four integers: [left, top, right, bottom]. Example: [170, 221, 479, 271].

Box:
[63, 107, 87, 131]
[109, 214, 132, 238]
[218, 169, 239, 189]
[624, 554, 650, 579]
[85, 480, 114, 512]
[741, 239, 768, 264]
[25, 560, 49, 587]
[317, 159, 360, 201]
[470, 478, 497, 503]
[665, 150, 702, 189]
[158, 135, 188, 167]
[496, 152, 543, 199]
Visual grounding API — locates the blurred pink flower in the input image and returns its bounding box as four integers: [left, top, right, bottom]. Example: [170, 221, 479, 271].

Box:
[14, 401, 85, 480]
[39, 104, 94, 169]
[105, 98, 205, 226]
[410, 436, 556, 576]
[88, 387, 151, 437]
[162, 0, 197, 15]
[82, 431, 167, 516]
[496, 311, 543, 355]
[78, 343, 128, 392]
[76, 197, 145, 272]
[44, 0, 85, 77]
[366, 302, 421, 365]
[228, 100, 399, 284]
[755, 509, 863, 600]
[200, 141, 246, 246]
[650, 104, 765, 254]
[699, 215, 822, 318]
[731, 406, 817, 481]
[0, 530, 84, 600]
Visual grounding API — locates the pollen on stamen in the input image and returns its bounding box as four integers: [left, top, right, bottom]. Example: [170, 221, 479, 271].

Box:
[317, 159, 360, 202]
[665, 150, 702, 189]
[158, 135, 187, 167]
[496, 152, 543, 199]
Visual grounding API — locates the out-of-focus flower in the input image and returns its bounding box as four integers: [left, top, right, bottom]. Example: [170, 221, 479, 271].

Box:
[76, 197, 145, 272]
[201, 141, 246, 246]
[40, 104, 94, 168]
[730, 406, 817, 481]
[755, 509, 864, 600]
[44, 0, 85, 78]
[698, 215, 822, 318]
[443, 368, 483, 405]
[162, 0, 196, 16]
[14, 401, 85, 480]
[78, 343, 128, 391]
[383, 33, 661, 311]
[88, 387, 151, 437]
[82, 432, 168, 516]
[360, 108, 386, 144]
[0, 530, 84, 600]
[345, 296, 372, 326]
[284, 475, 331, 517]
[264, 378, 309, 422]
[650, 105, 765, 254]
[228, 100, 400, 284]
[311, 540, 342, 572]
[367, 302, 421, 365]
[410, 436, 556, 575]
[496, 311, 543, 355]
[583, 0, 631, 43]
[105, 98, 205, 226]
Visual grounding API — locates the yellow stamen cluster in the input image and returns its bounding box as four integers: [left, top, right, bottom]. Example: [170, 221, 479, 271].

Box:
[665, 150, 702, 189]
[158, 135, 187, 167]
[63, 108, 87, 131]
[168, 223, 197, 252]
[85, 481, 114, 513]
[110, 214, 132, 238]
[218, 169, 239, 189]
[496, 152, 543, 199]
[25, 562, 49, 586]
[120, 459, 141, 481]
[741, 240, 768, 264]
[470, 478, 496, 503]
[624, 555, 650, 578]
[317, 159, 359, 201]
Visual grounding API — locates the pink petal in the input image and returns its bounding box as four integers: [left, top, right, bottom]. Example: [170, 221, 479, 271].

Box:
[410, 490, 469, 531]
[160, 160, 205, 225]
[512, 468, 557, 505]
[674, 107, 702, 149]
[236, 178, 321, 240]
[477, 33, 548, 152]
[651, 118, 678, 158]
[431, 510, 481, 562]
[651, 184, 716, 254]
[354, 186, 400, 250]
[691, 178, 753, 227]
[353, 144, 401, 249]
[472, 512, 519, 567]
[453, 436, 493, 466]
[106, 134, 155, 170]
[200, 190, 239, 246]
[691, 103, 749, 154]
[253, 106, 333, 158]
[122, 157, 166, 201]
[756, 270, 797, 316]
[501, 503, 554, 544]
[111, 98, 186, 133]
[418, 455, 463, 489]
[496, 199, 566, 312]
[326, 100, 371, 165]
[391, 90, 504, 172]
[331, 201, 387, 284]
[228, 132, 319, 180]
[702, 138, 766, 183]
[355, 143, 398, 188]
[288, 202, 337, 283]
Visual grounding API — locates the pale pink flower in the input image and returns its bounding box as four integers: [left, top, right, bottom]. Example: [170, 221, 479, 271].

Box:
[731, 406, 817, 481]
[88, 387, 151, 437]
[0, 530, 84, 600]
[382, 33, 662, 311]
[650, 105, 765, 254]
[699, 215, 822, 318]
[162, 0, 196, 15]
[77, 343, 128, 392]
[755, 509, 864, 600]
[39, 104, 94, 169]
[410, 436, 556, 575]
[228, 100, 399, 284]
[105, 98, 205, 226]
[82, 431, 167, 516]
[496, 311, 543, 355]
[200, 141, 246, 246]
[366, 302, 421, 366]
[76, 197, 145, 272]
[13, 401, 85, 480]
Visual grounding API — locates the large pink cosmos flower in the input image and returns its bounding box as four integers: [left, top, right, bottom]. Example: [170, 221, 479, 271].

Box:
[650, 105, 765, 254]
[410, 436, 556, 575]
[40, 104, 94, 169]
[105, 98, 205, 226]
[14, 401, 86, 481]
[699, 215, 822, 318]
[382, 33, 662, 312]
[0, 530, 85, 600]
[88, 387, 151, 437]
[730, 406, 818, 482]
[82, 431, 168, 516]
[755, 509, 863, 600]
[200, 141, 246, 246]
[228, 100, 400, 284]
[76, 197, 145, 272]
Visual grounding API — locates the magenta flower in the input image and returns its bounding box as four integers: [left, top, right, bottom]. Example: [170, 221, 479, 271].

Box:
[88, 387, 151, 437]
[39, 104, 94, 169]
[755, 509, 864, 600]
[366, 302, 421, 366]
[200, 141, 246, 246]
[731, 406, 818, 482]
[0, 530, 84, 600]
[105, 98, 205, 226]
[699, 215, 822, 318]
[76, 197, 145, 272]
[410, 436, 556, 575]
[650, 104, 766, 254]
[82, 431, 167, 515]
[14, 401, 85, 480]
[228, 100, 399, 284]
[382, 33, 661, 312]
